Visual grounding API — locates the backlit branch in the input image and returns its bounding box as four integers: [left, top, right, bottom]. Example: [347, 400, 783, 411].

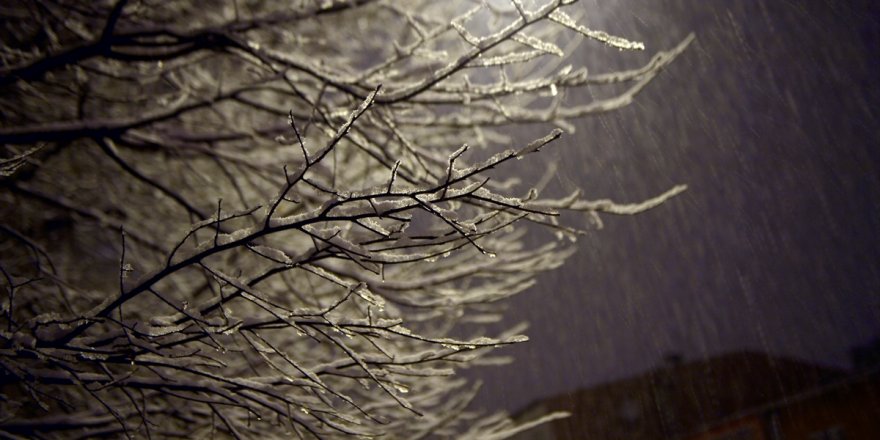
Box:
[0, 0, 690, 438]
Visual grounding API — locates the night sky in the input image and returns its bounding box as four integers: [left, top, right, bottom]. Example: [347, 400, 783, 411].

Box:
[469, 0, 880, 414]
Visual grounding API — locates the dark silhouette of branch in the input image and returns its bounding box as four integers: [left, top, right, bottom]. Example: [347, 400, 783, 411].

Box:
[0, 1, 690, 438]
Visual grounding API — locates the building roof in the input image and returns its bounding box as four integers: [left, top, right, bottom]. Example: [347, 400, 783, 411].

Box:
[512, 351, 844, 440]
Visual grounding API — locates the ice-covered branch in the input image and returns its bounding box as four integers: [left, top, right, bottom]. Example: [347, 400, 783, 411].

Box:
[0, 0, 691, 437]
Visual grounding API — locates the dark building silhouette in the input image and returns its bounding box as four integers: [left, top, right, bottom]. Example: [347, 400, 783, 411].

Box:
[513, 351, 880, 439]
[850, 337, 880, 373]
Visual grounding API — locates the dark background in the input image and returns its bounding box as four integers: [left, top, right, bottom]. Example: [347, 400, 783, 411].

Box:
[470, 0, 880, 414]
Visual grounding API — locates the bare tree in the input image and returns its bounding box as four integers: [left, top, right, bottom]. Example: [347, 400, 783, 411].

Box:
[0, 0, 691, 438]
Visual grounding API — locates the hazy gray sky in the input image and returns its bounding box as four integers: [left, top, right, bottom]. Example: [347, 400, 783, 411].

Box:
[469, 0, 880, 413]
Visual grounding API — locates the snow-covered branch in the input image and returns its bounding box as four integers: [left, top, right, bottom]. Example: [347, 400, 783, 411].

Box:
[0, 0, 690, 438]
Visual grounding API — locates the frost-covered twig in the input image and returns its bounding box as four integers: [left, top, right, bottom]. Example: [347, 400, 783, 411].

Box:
[0, 0, 690, 438]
